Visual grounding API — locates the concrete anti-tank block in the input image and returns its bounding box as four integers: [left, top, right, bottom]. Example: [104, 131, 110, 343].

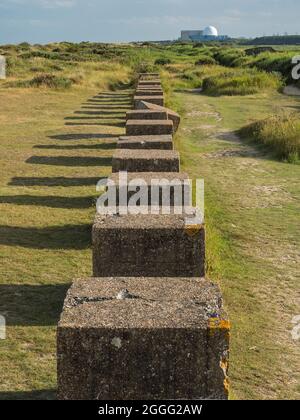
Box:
[57, 276, 230, 400]
[126, 110, 167, 121]
[134, 96, 164, 108]
[92, 211, 205, 277]
[138, 101, 181, 132]
[126, 120, 173, 136]
[135, 90, 164, 97]
[112, 149, 180, 172]
[107, 171, 191, 206]
[117, 135, 173, 150]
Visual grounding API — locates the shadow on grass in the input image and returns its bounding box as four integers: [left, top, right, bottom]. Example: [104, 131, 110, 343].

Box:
[81, 105, 129, 110]
[86, 98, 131, 104]
[0, 389, 56, 401]
[48, 133, 118, 141]
[26, 156, 112, 167]
[83, 103, 130, 109]
[0, 283, 70, 326]
[34, 143, 117, 150]
[9, 177, 104, 187]
[64, 116, 124, 121]
[0, 224, 91, 249]
[93, 93, 131, 98]
[0, 195, 96, 209]
[74, 110, 125, 116]
[64, 122, 125, 128]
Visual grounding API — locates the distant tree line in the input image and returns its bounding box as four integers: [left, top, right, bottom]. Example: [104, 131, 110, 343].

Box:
[243, 35, 300, 45]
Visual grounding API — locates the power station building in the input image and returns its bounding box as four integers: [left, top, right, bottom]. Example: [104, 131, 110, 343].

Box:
[180, 26, 229, 42]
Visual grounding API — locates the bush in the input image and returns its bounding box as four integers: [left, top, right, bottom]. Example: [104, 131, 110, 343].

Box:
[202, 68, 282, 96]
[245, 47, 276, 56]
[28, 73, 73, 88]
[155, 57, 172, 66]
[195, 55, 217, 66]
[247, 52, 295, 82]
[239, 113, 300, 162]
[18, 42, 31, 50]
[213, 49, 245, 67]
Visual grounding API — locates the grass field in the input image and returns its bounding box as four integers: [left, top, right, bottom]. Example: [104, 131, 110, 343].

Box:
[0, 42, 299, 400]
[0, 86, 132, 399]
[174, 90, 300, 400]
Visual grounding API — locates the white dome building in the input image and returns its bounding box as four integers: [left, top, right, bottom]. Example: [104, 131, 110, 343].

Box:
[180, 25, 228, 42]
[203, 26, 218, 37]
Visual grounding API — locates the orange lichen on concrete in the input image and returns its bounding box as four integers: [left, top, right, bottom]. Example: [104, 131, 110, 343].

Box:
[209, 317, 231, 331]
[184, 224, 203, 237]
[220, 359, 230, 395]
[208, 318, 231, 342]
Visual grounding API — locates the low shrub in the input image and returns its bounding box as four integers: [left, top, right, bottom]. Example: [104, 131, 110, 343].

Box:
[239, 113, 300, 162]
[19, 73, 74, 89]
[213, 48, 245, 67]
[248, 52, 294, 81]
[155, 57, 172, 66]
[202, 68, 282, 96]
[245, 47, 276, 56]
[195, 55, 217, 66]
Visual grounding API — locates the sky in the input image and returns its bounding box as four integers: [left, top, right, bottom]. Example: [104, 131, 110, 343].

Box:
[0, 0, 299, 44]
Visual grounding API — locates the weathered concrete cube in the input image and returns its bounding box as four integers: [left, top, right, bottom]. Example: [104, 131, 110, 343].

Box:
[126, 120, 173, 136]
[135, 90, 163, 97]
[137, 85, 162, 91]
[138, 80, 161, 86]
[134, 96, 164, 108]
[137, 84, 162, 89]
[117, 135, 173, 150]
[57, 276, 230, 400]
[139, 101, 181, 132]
[126, 110, 167, 121]
[108, 171, 191, 206]
[92, 211, 204, 277]
[112, 149, 180, 172]
[139, 73, 160, 79]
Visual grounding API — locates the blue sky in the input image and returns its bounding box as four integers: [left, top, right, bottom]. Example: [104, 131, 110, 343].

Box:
[0, 0, 299, 44]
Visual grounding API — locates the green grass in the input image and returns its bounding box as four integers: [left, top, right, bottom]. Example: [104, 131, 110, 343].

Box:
[172, 89, 300, 400]
[202, 68, 282, 96]
[239, 113, 300, 163]
[0, 41, 299, 400]
[0, 85, 132, 399]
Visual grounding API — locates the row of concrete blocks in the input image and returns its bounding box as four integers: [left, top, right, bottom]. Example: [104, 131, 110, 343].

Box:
[57, 73, 230, 400]
[134, 74, 164, 108]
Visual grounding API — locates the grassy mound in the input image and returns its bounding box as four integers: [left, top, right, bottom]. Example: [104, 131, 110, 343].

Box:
[195, 55, 217, 66]
[28, 73, 73, 88]
[11, 73, 74, 89]
[202, 69, 282, 96]
[239, 113, 300, 162]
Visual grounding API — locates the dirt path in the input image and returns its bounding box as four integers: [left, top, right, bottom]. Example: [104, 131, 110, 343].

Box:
[176, 91, 300, 400]
[283, 85, 300, 96]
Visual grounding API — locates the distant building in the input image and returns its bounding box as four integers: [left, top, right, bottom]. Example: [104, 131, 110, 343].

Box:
[180, 26, 229, 42]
